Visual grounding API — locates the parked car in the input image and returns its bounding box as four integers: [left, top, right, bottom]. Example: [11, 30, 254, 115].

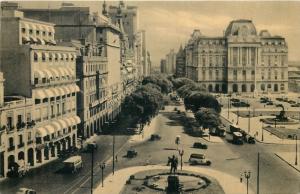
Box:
[193, 142, 208, 149]
[266, 101, 274, 105]
[276, 97, 284, 101]
[17, 188, 36, 194]
[288, 100, 296, 104]
[150, 134, 161, 141]
[232, 101, 250, 107]
[291, 103, 300, 107]
[126, 149, 138, 158]
[275, 104, 283, 107]
[230, 98, 240, 103]
[245, 135, 256, 144]
[189, 153, 211, 166]
[63, 155, 83, 173]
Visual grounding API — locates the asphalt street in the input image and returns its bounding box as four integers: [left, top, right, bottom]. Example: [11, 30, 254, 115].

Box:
[1, 105, 299, 194]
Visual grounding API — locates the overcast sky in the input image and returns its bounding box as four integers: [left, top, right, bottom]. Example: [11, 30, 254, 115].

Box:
[18, 1, 300, 66]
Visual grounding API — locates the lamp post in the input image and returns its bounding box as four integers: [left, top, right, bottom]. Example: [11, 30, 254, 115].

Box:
[293, 134, 298, 166]
[261, 122, 264, 142]
[237, 105, 239, 125]
[241, 170, 251, 194]
[90, 144, 94, 194]
[99, 162, 106, 187]
[178, 149, 184, 170]
[248, 102, 250, 133]
[105, 120, 116, 175]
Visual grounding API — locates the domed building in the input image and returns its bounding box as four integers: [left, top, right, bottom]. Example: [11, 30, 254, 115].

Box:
[185, 19, 288, 94]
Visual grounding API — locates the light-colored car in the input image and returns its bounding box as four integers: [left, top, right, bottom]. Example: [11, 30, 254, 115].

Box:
[63, 155, 83, 173]
[17, 188, 36, 194]
[189, 153, 211, 166]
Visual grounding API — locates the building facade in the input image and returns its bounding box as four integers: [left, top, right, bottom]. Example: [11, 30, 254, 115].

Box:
[0, 7, 80, 177]
[175, 46, 186, 77]
[165, 49, 176, 75]
[185, 20, 288, 94]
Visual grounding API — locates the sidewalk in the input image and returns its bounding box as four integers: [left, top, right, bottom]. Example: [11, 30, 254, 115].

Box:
[128, 115, 160, 143]
[202, 135, 224, 143]
[221, 109, 295, 145]
[94, 165, 253, 194]
[275, 152, 300, 172]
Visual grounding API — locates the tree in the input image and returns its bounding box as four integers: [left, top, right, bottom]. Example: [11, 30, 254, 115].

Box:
[194, 108, 221, 130]
[142, 75, 173, 94]
[172, 77, 195, 90]
[177, 83, 206, 98]
[184, 92, 221, 113]
[122, 84, 163, 125]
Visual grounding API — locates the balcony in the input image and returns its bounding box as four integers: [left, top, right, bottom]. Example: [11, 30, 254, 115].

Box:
[8, 146, 15, 152]
[17, 122, 26, 131]
[18, 143, 25, 148]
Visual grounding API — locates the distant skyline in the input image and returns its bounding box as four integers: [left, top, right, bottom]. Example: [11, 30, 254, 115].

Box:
[18, 1, 300, 66]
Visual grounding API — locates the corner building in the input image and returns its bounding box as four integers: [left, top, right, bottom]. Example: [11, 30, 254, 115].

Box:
[0, 7, 80, 177]
[186, 20, 288, 94]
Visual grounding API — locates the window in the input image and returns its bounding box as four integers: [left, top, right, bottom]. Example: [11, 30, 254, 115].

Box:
[28, 131, 32, 141]
[49, 54, 53, 61]
[233, 48, 238, 66]
[209, 70, 212, 79]
[22, 28, 26, 33]
[268, 70, 271, 80]
[36, 30, 40, 35]
[216, 70, 219, 80]
[55, 54, 58, 61]
[51, 105, 54, 117]
[42, 31, 46, 36]
[281, 72, 284, 79]
[49, 32, 52, 36]
[209, 56, 212, 66]
[250, 48, 256, 65]
[7, 116, 13, 129]
[42, 53, 46, 62]
[57, 104, 60, 114]
[9, 137, 14, 147]
[275, 70, 278, 80]
[29, 29, 33, 34]
[34, 78, 38, 84]
[19, 135, 23, 144]
[242, 48, 247, 66]
[17, 115, 22, 126]
[34, 52, 38, 62]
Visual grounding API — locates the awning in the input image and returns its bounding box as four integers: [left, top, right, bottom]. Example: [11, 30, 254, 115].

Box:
[37, 37, 45, 45]
[28, 23, 36, 30]
[63, 117, 73, 127]
[57, 119, 68, 129]
[51, 121, 62, 132]
[44, 89, 55, 98]
[47, 88, 58, 97]
[57, 67, 67, 77]
[21, 22, 30, 29]
[62, 85, 71, 94]
[44, 125, 55, 134]
[34, 70, 46, 79]
[48, 68, 60, 78]
[34, 90, 46, 99]
[30, 36, 38, 43]
[56, 87, 65, 96]
[36, 127, 47, 137]
[42, 69, 53, 78]
[69, 116, 81, 125]
[22, 36, 30, 43]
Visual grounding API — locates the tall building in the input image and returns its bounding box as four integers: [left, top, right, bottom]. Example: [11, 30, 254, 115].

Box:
[135, 30, 150, 77]
[0, 5, 80, 177]
[108, 1, 138, 49]
[175, 45, 186, 77]
[19, 4, 126, 138]
[185, 20, 288, 94]
[160, 59, 167, 74]
[166, 49, 176, 74]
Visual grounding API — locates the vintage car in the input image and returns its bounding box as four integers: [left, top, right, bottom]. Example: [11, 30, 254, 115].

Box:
[63, 155, 83, 173]
[126, 149, 138, 158]
[189, 153, 211, 166]
[193, 142, 208, 149]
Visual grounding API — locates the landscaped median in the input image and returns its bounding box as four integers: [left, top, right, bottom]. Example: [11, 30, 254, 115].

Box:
[93, 165, 253, 194]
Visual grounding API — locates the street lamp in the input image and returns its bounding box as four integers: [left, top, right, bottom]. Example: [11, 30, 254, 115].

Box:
[178, 148, 184, 170]
[241, 170, 251, 194]
[105, 120, 117, 175]
[99, 162, 106, 187]
[293, 134, 298, 166]
[261, 122, 264, 142]
[237, 105, 239, 125]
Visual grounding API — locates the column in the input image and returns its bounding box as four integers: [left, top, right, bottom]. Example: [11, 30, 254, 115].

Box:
[3, 152, 8, 177]
[40, 148, 44, 164]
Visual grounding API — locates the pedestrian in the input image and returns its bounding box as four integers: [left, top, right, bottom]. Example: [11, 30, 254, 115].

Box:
[115, 155, 118, 163]
[174, 157, 178, 173]
[167, 156, 172, 166]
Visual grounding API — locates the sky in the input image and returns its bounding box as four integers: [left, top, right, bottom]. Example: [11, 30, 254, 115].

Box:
[18, 1, 300, 66]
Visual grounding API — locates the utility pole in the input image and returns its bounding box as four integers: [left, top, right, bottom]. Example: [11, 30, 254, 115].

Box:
[257, 152, 260, 194]
[294, 135, 298, 166]
[178, 149, 184, 170]
[113, 130, 115, 175]
[99, 162, 106, 187]
[261, 122, 264, 142]
[90, 147, 94, 194]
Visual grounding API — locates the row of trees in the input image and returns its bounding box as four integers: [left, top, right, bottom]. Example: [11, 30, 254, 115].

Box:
[169, 77, 221, 131]
[122, 75, 172, 127]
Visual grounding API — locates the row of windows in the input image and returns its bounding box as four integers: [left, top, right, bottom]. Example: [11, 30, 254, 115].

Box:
[261, 55, 287, 66]
[85, 77, 108, 90]
[22, 27, 53, 37]
[85, 63, 107, 74]
[33, 52, 75, 63]
[89, 102, 107, 117]
[87, 90, 108, 105]
[260, 83, 285, 91]
[261, 71, 285, 80]
[34, 76, 74, 85]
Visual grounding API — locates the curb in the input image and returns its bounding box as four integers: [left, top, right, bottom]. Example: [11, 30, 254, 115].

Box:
[274, 153, 300, 173]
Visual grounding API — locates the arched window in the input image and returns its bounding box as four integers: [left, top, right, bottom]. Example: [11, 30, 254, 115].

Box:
[242, 84, 247, 92]
[233, 84, 238, 92]
[274, 84, 278, 92]
[42, 52, 46, 62]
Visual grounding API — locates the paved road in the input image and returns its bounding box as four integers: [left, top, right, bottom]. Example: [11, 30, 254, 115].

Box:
[0, 134, 129, 194]
[1, 105, 299, 194]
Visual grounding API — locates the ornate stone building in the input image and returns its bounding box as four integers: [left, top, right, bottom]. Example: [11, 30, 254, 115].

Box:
[185, 20, 288, 94]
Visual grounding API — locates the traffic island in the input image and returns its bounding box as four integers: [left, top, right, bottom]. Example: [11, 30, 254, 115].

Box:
[121, 169, 225, 194]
